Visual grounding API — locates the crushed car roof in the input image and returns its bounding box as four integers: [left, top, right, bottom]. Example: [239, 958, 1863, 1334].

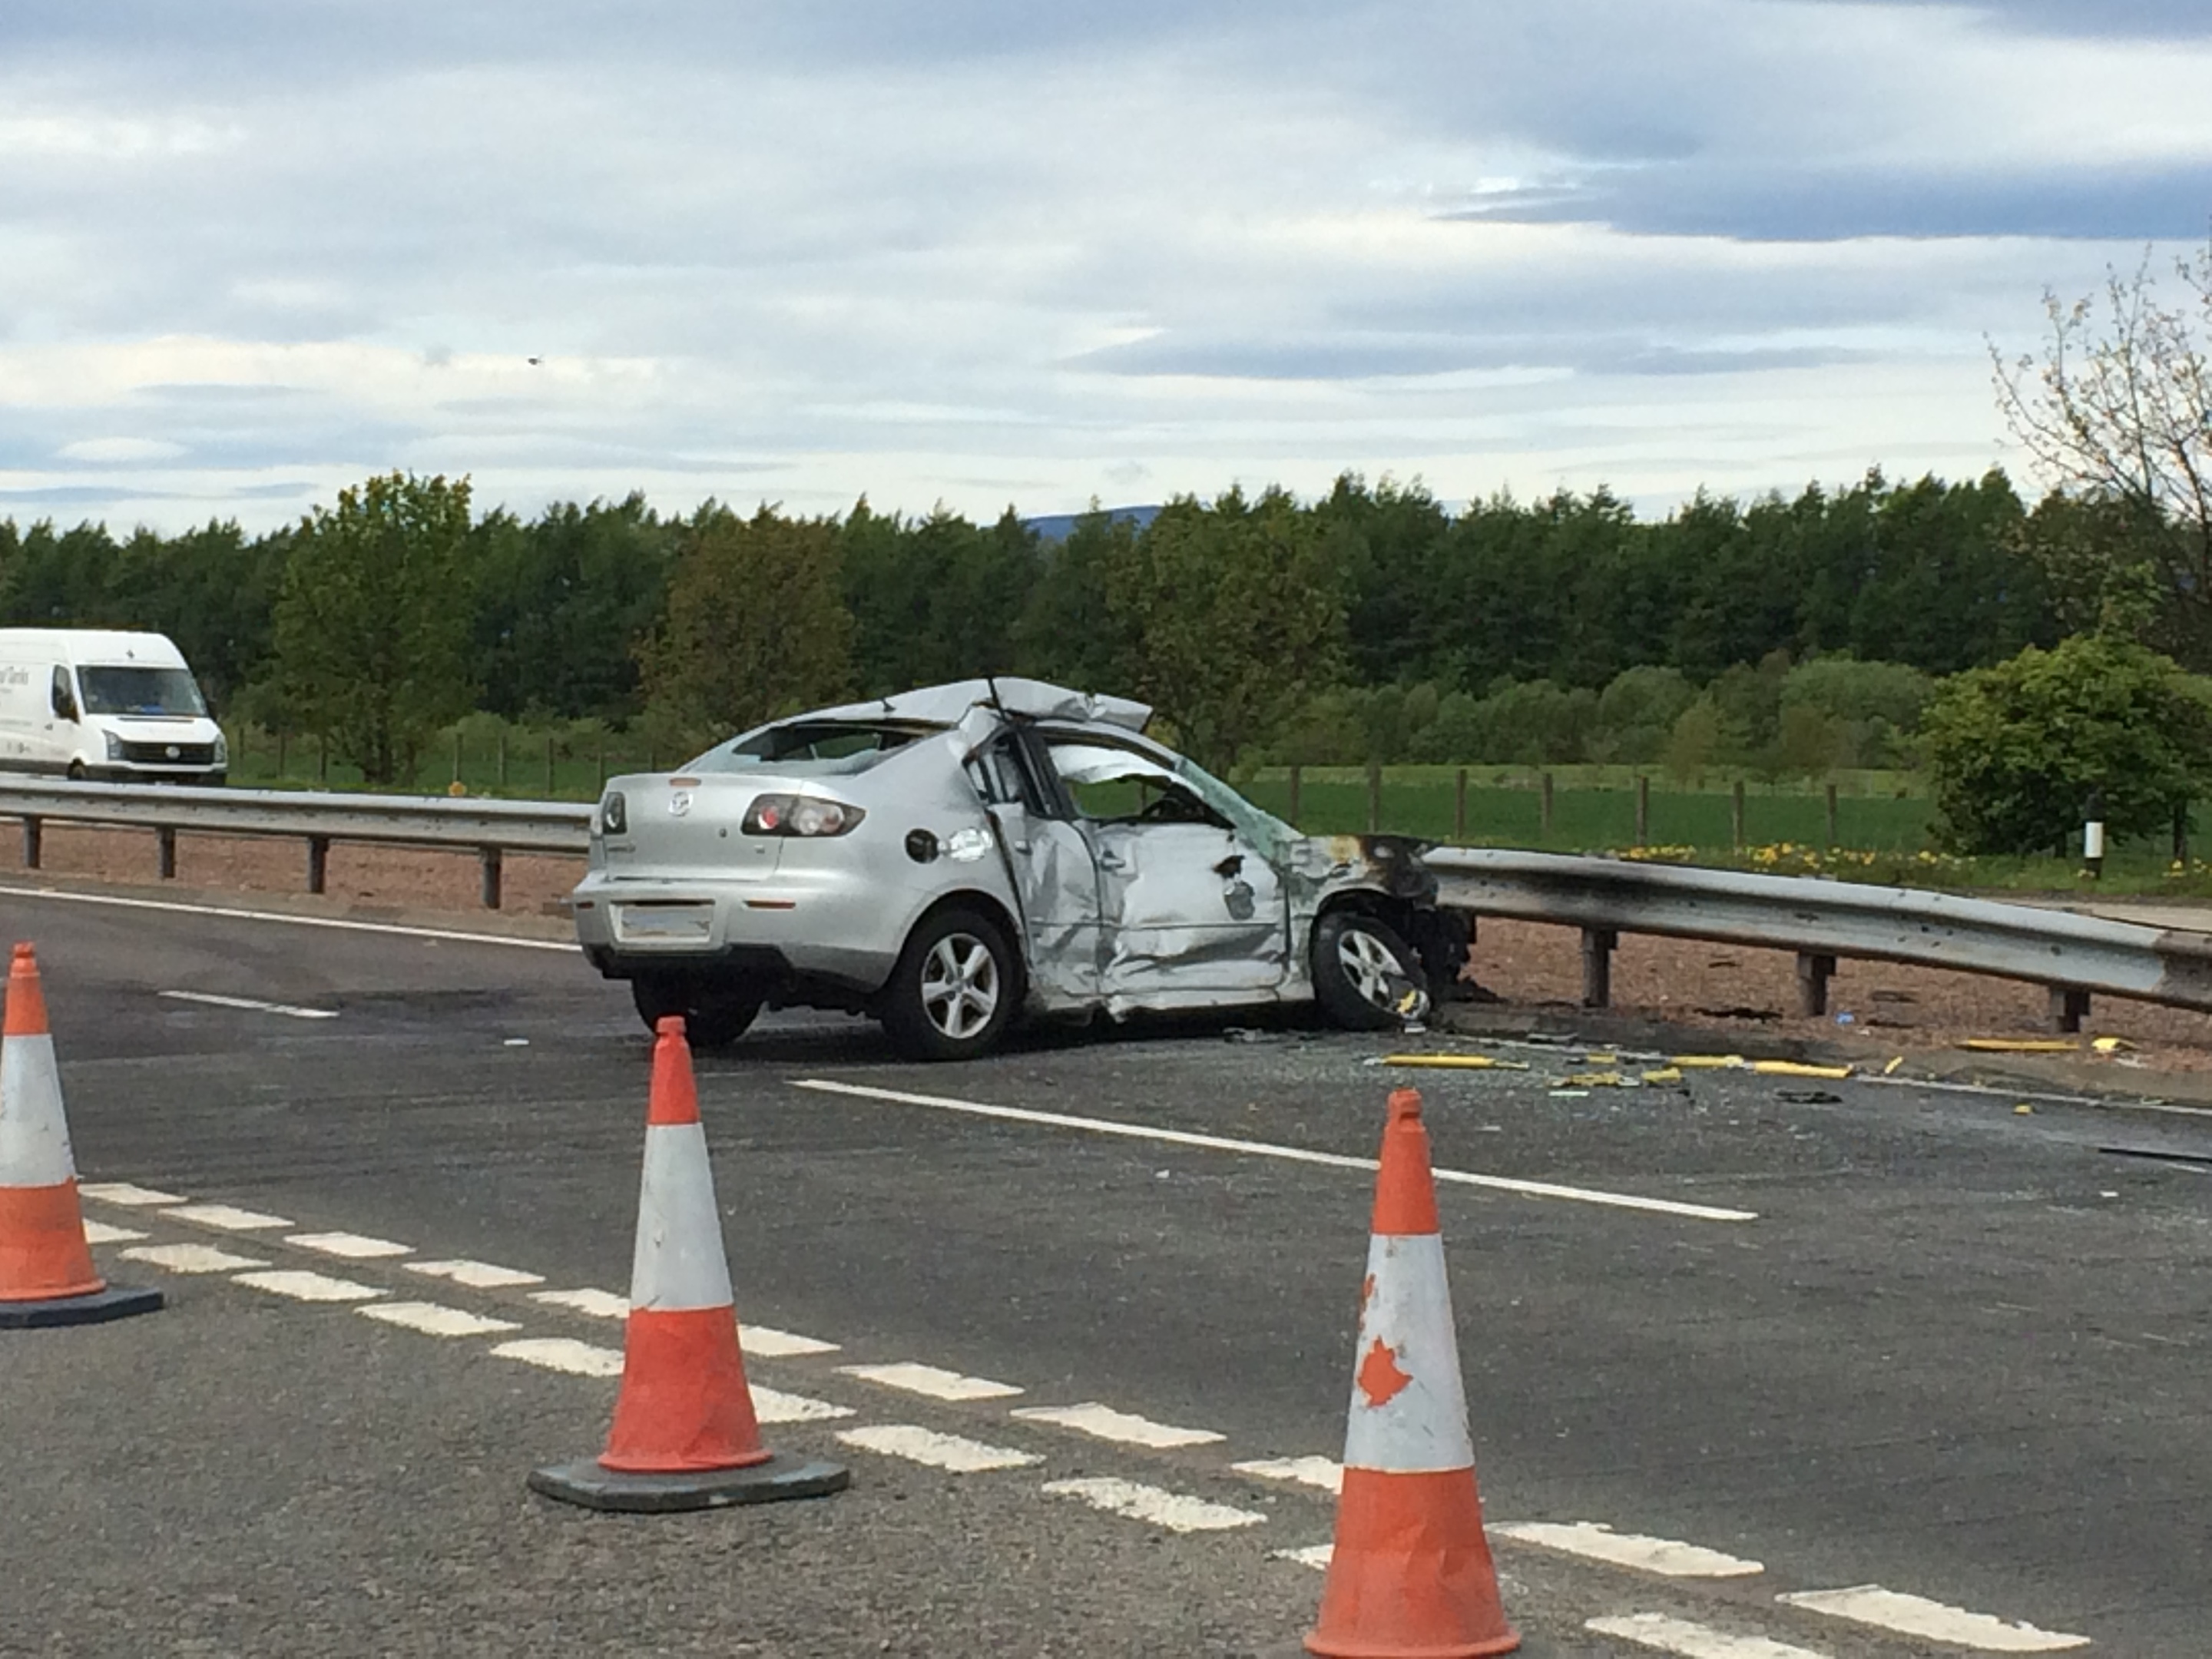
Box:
[807, 677, 1151, 733]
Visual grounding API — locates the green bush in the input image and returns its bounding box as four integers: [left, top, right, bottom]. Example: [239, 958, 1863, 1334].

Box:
[1920, 634, 2212, 854]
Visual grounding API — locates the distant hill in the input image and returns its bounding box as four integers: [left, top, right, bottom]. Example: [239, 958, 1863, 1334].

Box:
[1020, 505, 1161, 542]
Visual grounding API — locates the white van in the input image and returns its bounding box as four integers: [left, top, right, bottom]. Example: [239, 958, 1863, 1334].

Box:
[0, 630, 227, 785]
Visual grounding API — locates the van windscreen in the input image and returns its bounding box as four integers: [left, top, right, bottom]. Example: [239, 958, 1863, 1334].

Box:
[76, 667, 207, 717]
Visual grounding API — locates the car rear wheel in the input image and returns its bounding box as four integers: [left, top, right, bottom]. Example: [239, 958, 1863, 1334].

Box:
[881, 909, 1018, 1061]
[1312, 909, 1429, 1031]
[629, 975, 763, 1049]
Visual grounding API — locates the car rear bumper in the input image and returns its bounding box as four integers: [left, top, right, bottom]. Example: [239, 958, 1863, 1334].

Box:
[571, 873, 902, 995]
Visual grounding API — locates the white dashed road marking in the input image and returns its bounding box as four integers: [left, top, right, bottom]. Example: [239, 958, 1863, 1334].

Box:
[839, 1361, 1024, 1402]
[743, 1324, 839, 1357]
[492, 1337, 625, 1377]
[408, 1259, 545, 1290]
[836, 1425, 1044, 1472]
[0, 883, 578, 952]
[1041, 1477, 1266, 1534]
[289, 1231, 412, 1260]
[1778, 1588, 2090, 1651]
[1012, 1402, 1223, 1449]
[233, 1270, 385, 1303]
[160, 989, 338, 1020]
[78, 1183, 185, 1206]
[792, 1078, 1760, 1224]
[164, 1204, 293, 1232]
[1587, 1612, 1832, 1657]
[1496, 1522, 1765, 1578]
[531, 1287, 628, 1319]
[1276, 1543, 1336, 1570]
[122, 1243, 270, 1274]
[1233, 1456, 1343, 1493]
[750, 1386, 855, 1424]
[81, 1220, 146, 1244]
[358, 1302, 522, 1338]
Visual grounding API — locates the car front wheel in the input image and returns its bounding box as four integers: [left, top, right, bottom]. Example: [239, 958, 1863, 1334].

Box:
[630, 975, 763, 1049]
[1311, 909, 1430, 1031]
[881, 909, 1018, 1061]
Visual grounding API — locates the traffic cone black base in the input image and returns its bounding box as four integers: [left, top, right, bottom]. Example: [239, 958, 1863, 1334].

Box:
[528, 1451, 849, 1513]
[0, 1282, 163, 1330]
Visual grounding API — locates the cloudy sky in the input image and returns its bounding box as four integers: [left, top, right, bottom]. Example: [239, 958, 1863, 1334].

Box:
[2, 0, 2208, 531]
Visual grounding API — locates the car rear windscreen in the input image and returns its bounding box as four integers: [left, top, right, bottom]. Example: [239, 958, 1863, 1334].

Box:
[690, 723, 923, 777]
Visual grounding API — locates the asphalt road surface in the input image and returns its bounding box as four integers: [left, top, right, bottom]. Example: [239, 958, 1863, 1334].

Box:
[5, 879, 2208, 1657]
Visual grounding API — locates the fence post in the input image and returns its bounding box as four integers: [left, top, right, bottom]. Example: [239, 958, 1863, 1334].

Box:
[498, 730, 508, 792]
[1287, 765, 1302, 827]
[276, 729, 287, 781]
[1540, 772, 1555, 839]
[317, 732, 328, 783]
[1634, 776, 1650, 848]
[1825, 781, 1839, 849]
[598, 740, 608, 789]
[1731, 779, 1746, 853]
[1453, 767, 1468, 843]
[1366, 760, 1382, 833]
[2177, 801, 2192, 866]
[452, 729, 463, 785]
[545, 734, 556, 795]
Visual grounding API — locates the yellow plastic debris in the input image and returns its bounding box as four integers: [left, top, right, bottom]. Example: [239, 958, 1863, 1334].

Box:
[1380, 1054, 1532, 1071]
[1883, 1056, 1905, 1076]
[1752, 1060, 1854, 1080]
[1959, 1038, 2081, 1053]
[1584, 1051, 1618, 1065]
[1670, 1055, 1747, 1070]
[1560, 1071, 1637, 1088]
[2014, 1103, 2035, 1114]
[1639, 1067, 1684, 1085]
[2091, 1036, 2134, 1054]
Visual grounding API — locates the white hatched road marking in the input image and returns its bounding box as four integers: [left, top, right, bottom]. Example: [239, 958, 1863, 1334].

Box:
[1041, 1477, 1265, 1534]
[1012, 1402, 1223, 1449]
[744, 1324, 839, 1357]
[1778, 1588, 2090, 1652]
[408, 1259, 545, 1290]
[0, 884, 578, 952]
[793, 1078, 1759, 1224]
[1276, 1543, 1336, 1570]
[1233, 1456, 1343, 1493]
[750, 1386, 855, 1423]
[160, 989, 338, 1020]
[164, 1203, 293, 1231]
[839, 1361, 1024, 1402]
[531, 1287, 628, 1319]
[81, 1220, 146, 1244]
[78, 1182, 185, 1206]
[288, 1231, 412, 1260]
[492, 1337, 625, 1377]
[357, 1302, 522, 1338]
[233, 1269, 385, 1303]
[836, 1425, 1043, 1472]
[1496, 1521, 1764, 1578]
[1587, 1613, 1832, 1658]
[122, 1243, 270, 1274]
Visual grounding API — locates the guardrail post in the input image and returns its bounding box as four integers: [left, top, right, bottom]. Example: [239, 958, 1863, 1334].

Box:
[479, 846, 503, 910]
[2049, 986, 2090, 1034]
[1796, 952, 1835, 1018]
[1540, 773, 1555, 839]
[1580, 927, 1616, 1008]
[156, 826, 177, 881]
[306, 835, 329, 896]
[1366, 760, 1382, 833]
[1453, 767, 1468, 843]
[1825, 782, 1839, 849]
[21, 816, 40, 870]
[1731, 780, 1745, 853]
[1634, 776, 1649, 848]
[1287, 764, 1301, 827]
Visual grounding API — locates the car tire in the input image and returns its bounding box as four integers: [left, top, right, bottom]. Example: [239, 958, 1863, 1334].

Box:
[1312, 909, 1430, 1031]
[630, 975, 762, 1049]
[881, 908, 1018, 1061]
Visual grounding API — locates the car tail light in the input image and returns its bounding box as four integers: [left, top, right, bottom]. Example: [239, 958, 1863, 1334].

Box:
[743, 793, 866, 837]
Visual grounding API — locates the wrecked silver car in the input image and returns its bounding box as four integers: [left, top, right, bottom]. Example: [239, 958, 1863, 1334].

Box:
[571, 678, 1471, 1060]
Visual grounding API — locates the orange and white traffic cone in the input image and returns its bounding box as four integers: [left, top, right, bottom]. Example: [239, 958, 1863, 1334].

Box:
[0, 942, 161, 1329]
[528, 1015, 846, 1511]
[1306, 1087, 1518, 1657]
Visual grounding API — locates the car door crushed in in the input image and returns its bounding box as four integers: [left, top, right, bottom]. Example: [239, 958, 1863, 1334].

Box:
[571, 677, 1472, 1058]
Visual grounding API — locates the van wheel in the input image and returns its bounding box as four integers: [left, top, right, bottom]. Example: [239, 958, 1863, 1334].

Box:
[65, 762, 84, 782]
[630, 975, 761, 1049]
[881, 909, 1018, 1061]
[1312, 910, 1430, 1031]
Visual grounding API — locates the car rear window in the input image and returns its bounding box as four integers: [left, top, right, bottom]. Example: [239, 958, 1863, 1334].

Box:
[690, 722, 923, 777]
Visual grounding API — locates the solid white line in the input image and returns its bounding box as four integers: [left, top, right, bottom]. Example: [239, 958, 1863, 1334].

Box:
[1778, 1588, 2089, 1651]
[751, 1386, 856, 1424]
[492, 1337, 624, 1377]
[838, 1361, 1024, 1401]
[1041, 1477, 1265, 1534]
[1232, 1456, 1343, 1494]
[1277, 1543, 1335, 1570]
[0, 883, 578, 952]
[233, 1269, 385, 1303]
[78, 1182, 185, 1206]
[1495, 1521, 1763, 1578]
[164, 1203, 293, 1231]
[836, 1425, 1044, 1472]
[1586, 1613, 1830, 1658]
[743, 1325, 840, 1358]
[531, 1287, 628, 1319]
[122, 1243, 270, 1274]
[288, 1231, 412, 1260]
[81, 1220, 147, 1244]
[790, 1079, 1759, 1224]
[1012, 1402, 1223, 1449]
[160, 989, 338, 1020]
[408, 1258, 545, 1290]
[357, 1301, 522, 1338]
